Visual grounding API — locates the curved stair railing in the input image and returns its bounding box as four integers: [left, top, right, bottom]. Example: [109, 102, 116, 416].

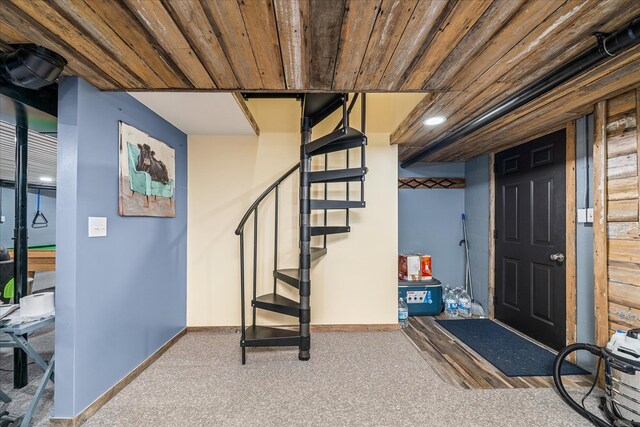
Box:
[237, 93, 367, 364]
[235, 162, 300, 364]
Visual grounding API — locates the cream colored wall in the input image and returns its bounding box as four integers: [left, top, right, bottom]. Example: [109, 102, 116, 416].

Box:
[187, 94, 419, 326]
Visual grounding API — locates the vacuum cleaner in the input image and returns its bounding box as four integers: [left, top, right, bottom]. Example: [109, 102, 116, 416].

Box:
[553, 328, 640, 426]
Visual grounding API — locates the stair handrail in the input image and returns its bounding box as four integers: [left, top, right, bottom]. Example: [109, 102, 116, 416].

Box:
[236, 161, 301, 363]
[235, 162, 300, 235]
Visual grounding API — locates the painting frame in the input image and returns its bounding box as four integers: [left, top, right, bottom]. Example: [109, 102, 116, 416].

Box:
[118, 121, 176, 218]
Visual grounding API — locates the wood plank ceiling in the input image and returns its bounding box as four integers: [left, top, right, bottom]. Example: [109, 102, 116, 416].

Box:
[1, 0, 639, 162]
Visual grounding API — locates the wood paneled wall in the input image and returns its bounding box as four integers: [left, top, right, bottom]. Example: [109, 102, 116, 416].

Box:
[594, 88, 640, 346]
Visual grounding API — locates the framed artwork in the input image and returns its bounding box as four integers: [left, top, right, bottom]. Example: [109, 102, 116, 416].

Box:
[118, 121, 176, 217]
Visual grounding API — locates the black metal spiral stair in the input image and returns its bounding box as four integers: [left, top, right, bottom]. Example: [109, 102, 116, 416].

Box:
[235, 93, 367, 364]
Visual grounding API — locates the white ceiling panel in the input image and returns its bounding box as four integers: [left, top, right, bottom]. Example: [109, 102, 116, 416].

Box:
[128, 92, 255, 135]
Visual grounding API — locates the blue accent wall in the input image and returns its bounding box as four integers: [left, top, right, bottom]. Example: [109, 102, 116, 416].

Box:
[464, 155, 490, 314]
[55, 78, 187, 417]
[398, 163, 465, 286]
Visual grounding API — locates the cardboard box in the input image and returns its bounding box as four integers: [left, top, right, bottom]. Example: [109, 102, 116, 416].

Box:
[399, 254, 421, 281]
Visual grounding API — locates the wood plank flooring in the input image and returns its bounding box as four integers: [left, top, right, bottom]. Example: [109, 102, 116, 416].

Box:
[402, 316, 593, 390]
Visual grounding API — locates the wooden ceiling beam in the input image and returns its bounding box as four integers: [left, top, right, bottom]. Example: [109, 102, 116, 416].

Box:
[5, 0, 139, 89]
[231, 93, 260, 136]
[354, 0, 418, 91]
[495, 0, 640, 92]
[400, 0, 493, 90]
[377, 0, 449, 91]
[392, 0, 575, 148]
[0, 12, 28, 45]
[122, 0, 215, 88]
[200, 0, 263, 90]
[427, 47, 640, 161]
[446, 0, 565, 92]
[238, 0, 286, 90]
[424, 0, 526, 91]
[49, 0, 171, 89]
[0, 3, 117, 90]
[332, 0, 382, 90]
[465, 0, 640, 119]
[163, 0, 239, 89]
[274, 0, 310, 90]
[308, 0, 345, 90]
[79, 0, 191, 89]
[393, 0, 604, 152]
[399, 0, 640, 162]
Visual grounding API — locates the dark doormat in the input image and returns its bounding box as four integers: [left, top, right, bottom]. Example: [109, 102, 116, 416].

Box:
[435, 319, 589, 377]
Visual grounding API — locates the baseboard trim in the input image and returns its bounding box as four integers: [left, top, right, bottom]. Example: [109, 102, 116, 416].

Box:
[187, 326, 241, 333]
[187, 324, 399, 332]
[49, 328, 186, 427]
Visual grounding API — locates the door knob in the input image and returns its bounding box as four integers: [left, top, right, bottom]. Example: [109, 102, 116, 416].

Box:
[550, 253, 565, 263]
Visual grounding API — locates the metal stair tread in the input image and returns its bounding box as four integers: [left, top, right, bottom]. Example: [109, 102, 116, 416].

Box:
[310, 226, 350, 236]
[306, 126, 365, 155]
[308, 167, 368, 184]
[303, 93, 344, 126]
[274, 268, 300, 288]
[254, 293, 299, 317]
[308, 136, 366, 156]
[310, 246, 327, 260]
[310, 200, 366, 210]
[242, 325, 300, 347]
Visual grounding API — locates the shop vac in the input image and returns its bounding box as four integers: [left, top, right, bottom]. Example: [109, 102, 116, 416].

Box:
[553, 328, 640, 426]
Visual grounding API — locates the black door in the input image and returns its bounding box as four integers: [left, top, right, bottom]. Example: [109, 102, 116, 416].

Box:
[495, 129, 566, 350]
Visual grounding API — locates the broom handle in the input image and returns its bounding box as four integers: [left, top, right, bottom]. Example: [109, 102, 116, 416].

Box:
[462, 213, 474, 300]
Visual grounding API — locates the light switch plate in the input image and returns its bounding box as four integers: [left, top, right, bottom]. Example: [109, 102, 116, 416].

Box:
[88, 217, 107, 237]
[586, 208, 594, 223]
[0, 215, 4, 223]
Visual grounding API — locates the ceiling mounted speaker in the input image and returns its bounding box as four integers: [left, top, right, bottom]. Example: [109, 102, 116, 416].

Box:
[1, 44, 67, 90]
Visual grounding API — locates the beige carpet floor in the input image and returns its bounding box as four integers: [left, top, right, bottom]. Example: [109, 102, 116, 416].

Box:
[82, 331, 594, 426]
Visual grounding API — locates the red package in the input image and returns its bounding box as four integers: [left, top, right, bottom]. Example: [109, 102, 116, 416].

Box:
[420, 255, 432, 280]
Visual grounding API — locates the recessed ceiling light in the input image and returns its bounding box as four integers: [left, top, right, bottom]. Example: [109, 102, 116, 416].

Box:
[423, 116, 446, 126]
[39, 176, 53, 183]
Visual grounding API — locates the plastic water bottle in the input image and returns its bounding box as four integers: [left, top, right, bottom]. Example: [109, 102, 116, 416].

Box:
[458, 289, 472, 318]
[398, 297, 409, 328]
[440, 285, 451, 310]
[444, 288, 458, 318]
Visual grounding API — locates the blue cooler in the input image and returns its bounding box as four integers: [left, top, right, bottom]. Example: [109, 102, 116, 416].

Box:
[398, 278, 442, 316]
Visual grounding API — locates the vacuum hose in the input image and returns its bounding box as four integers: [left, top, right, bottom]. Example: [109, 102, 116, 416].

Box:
[553, 343, 610, 427]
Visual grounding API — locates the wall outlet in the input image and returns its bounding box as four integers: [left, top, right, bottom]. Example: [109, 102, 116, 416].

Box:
[577, 208, 587, 223]
[0, 215, 4, 223]
[577, 208, 593, 224]
[88, 217, 107, 237]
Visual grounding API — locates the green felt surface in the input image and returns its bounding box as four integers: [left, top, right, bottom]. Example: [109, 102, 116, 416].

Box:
[28, 245, 56, 250]
[6, 245, 56, 251]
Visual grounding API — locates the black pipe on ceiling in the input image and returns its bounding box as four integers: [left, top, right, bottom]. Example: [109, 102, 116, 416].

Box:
[0, 44, 66, 90]
[401, 17, 640, 168]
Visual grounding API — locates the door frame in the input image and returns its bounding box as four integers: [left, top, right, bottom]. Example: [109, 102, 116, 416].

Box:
[488, 122, 577, 349]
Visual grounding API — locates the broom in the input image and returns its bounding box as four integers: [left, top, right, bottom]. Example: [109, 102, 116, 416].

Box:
[461, 213, 486, 317]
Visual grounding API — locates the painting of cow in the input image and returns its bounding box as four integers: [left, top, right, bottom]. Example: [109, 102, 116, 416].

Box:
[119, 122, 176, 217]
[136, 143, 170, 185]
